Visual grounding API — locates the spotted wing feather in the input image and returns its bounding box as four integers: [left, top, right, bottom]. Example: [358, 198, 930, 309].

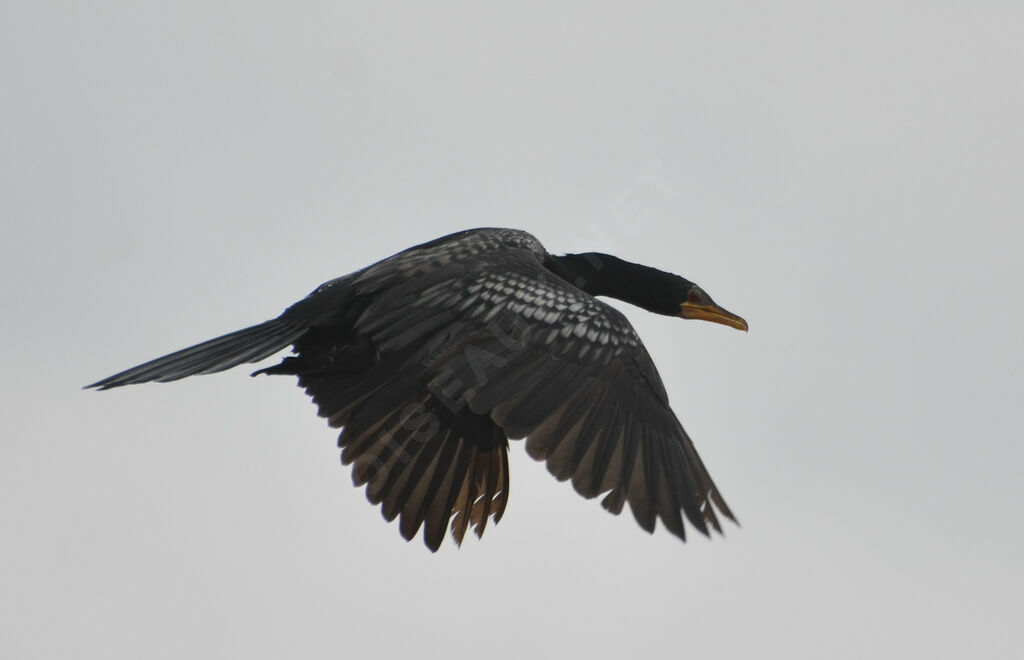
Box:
[353, 247, 735, 541]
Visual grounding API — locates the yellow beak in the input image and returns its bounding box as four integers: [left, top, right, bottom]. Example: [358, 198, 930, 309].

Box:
[679, 301, 749, 332]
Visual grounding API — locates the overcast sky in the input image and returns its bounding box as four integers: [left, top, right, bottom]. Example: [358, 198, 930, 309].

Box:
[3, 3, 1022, 659]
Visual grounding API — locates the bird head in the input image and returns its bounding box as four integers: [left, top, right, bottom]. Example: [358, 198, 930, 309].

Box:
[677, 283, 748, 332]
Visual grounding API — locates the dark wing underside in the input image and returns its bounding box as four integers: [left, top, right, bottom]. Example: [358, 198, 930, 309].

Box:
[283, 349, 511, 552]
[289, 235, 735, 549]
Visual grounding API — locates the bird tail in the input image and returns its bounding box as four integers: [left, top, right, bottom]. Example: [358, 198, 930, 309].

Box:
[85, 319, 308, 390]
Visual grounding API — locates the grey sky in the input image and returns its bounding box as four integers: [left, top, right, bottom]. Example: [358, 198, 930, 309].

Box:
[2, 3, 1022, 658]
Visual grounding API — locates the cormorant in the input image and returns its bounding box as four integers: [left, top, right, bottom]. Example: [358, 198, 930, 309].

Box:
[87, 228, 748, 551]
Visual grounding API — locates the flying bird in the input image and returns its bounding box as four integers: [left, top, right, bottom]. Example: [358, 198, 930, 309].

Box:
[87, 228, 747, 551]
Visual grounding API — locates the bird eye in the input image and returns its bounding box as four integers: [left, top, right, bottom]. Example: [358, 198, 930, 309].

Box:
[686, 288, 704, 304]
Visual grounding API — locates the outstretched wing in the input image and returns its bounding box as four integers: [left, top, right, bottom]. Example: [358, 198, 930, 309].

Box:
[351, 245, 735, 542]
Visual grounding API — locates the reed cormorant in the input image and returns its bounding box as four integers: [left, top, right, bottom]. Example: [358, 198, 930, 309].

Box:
[87, 228, 748, 551]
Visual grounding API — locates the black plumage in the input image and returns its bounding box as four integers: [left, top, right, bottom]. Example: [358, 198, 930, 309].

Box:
[87, 228, 748, 551]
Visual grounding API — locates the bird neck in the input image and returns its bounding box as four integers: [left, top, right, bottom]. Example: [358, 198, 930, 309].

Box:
[548, 252, 681, 316]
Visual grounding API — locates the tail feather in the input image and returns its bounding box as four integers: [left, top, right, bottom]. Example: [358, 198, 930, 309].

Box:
[85, 319, 308, 390]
